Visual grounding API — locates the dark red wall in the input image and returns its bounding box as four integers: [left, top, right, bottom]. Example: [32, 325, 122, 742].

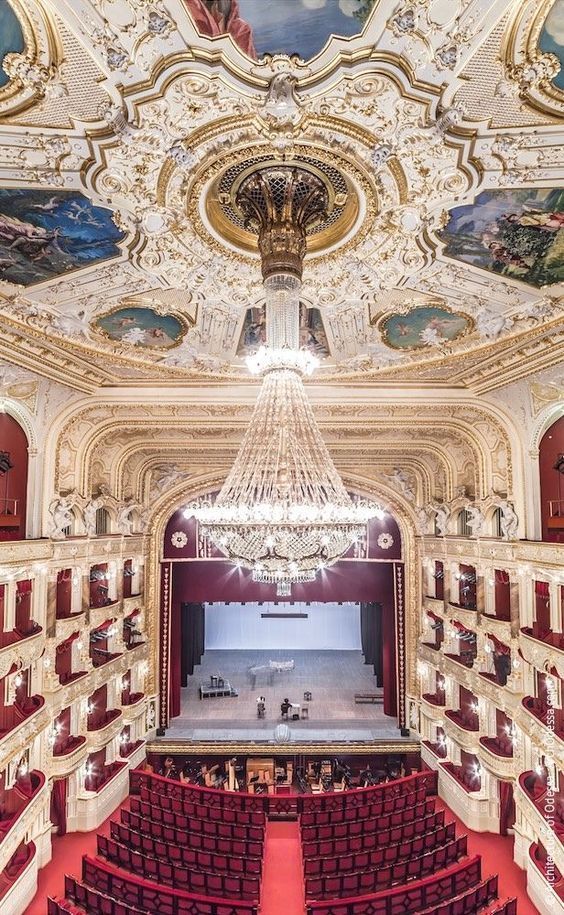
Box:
[0, 413, 28, 541]
[539, 415, 564, 542]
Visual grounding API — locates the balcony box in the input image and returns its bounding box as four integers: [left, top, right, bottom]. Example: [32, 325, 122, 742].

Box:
[526, 843, 564, 915]
[0, 627, 43, 681]
[0, 841, 37, 915]
[87, 708, 122, 733]
[516, 773, 564, 875]
[520, 627, 564, 680]
[0, 773, 46, 873]
[72, 761, 128, 832]
[50, 737, 88, 778]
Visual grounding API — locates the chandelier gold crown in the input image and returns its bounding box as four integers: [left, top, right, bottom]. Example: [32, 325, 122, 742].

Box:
[187, 165, 383, 596]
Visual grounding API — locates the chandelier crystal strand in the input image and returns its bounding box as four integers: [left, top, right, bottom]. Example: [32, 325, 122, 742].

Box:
[187, 166, 382, 595]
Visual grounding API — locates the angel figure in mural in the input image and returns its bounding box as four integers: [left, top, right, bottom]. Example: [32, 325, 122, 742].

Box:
[498, 500, 519, 541]
[48, 494, 75, 540]
[466, 506, 485, 538]
[183, 0, 256, 58]
[263, 72, 300, 125]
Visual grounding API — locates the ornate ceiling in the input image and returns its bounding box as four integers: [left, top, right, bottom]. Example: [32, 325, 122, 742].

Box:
[0, 0, 561, 393]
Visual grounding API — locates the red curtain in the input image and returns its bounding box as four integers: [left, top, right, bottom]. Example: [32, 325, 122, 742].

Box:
[56, 570, 72, 618]
[53, 707, 71, 754]
[434, 561, 444, 600]
[88, 684, 108, 728]
[435, 670, 445, 705]
[123, 560, 132, 599]
[55, 632, 78, 682]
[459, 685, 478, 727]
[534, 581, 551, 634]
[50, 777, 68, 836]
[494, 570, 511, 621]
[15, 580, 32, 634]
[121, 670, 131, 706]
[382, 600, 397, 717]
[499, 780, 515, 835]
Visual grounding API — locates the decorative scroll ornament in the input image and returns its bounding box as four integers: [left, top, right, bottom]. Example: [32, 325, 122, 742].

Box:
[186, 165, 382, 595]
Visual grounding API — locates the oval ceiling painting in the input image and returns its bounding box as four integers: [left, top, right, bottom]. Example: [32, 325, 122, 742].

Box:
[381, 306, 471, 350]
[539, 0, 564, 90]
[94, 307, 187, 349]
[0, 0, 25, 88]
[183, 0, 377, 60]
[440, 188, 564, 288]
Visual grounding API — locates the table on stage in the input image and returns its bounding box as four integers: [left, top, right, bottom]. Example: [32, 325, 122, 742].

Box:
[289, 702, 300, 720]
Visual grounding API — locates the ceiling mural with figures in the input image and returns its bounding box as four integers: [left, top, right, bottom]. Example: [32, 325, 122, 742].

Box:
[440, 189, 564, 289]
[184, 0, 377, 60]
[0, 0, 558, 394]
[0, 190, 124, 286]
[0, 0, 25, 88]
[538, 0, 564, 90]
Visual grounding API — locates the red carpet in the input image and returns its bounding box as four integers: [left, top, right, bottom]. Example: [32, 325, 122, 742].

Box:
[23, 802, 127, 915]
[435, 799, 540, 915]
[262, 820, 304, 915]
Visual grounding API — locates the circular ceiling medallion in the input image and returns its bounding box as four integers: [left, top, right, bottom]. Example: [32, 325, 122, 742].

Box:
[188, 144, 376, 260]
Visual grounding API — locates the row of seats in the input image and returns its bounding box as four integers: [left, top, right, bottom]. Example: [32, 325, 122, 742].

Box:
[51, 857, 258, 915]
[306, 855, 482, 915]
[139, 785, 265, 826]
[123, 807, 264, 857]
[300, 785, 429, 827]
[110, 820, 262, 875]
[302, 806, 442, 853]
[303, 823, 456, 876]
[130, 768, 437, 818]
[130, 795, 264, 840]
[300, 770, 438, 814]
[97, 834, 261, 901]
[305, 835, 467, 900]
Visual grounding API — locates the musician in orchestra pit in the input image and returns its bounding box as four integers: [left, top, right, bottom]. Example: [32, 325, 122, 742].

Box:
[159, 756, 178, 779]
[280, 697, 291, 718]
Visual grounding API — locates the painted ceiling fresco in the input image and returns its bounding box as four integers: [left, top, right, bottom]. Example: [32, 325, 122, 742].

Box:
[380, 307, 471, 351]
[0, 0, 25, 88]
[539, 0, 564, 90]
[0, 190, 124, 287]
[94, 307, 186, 349]
[440, 189, 564, 289]
[238, 304, 330, 358]
[184, 0, 376, 60]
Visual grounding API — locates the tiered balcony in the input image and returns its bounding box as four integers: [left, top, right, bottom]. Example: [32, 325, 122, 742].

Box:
[443, 712, 480, 752]
[447, 602, 479, 632]
[0, 697, 48, 773]
[516, 773, 564, 875]
[0, 841, 36, 914]
[50, 736, 88, 777]
[0, 626, 43, 681]
[520, 626, 564, 679]
[526, 843, 564, 913]
[478, 736, 514, 779]
[0, 772, 47, 873]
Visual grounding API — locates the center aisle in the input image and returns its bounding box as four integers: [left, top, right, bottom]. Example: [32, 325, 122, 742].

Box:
[262, 820, 305, 915]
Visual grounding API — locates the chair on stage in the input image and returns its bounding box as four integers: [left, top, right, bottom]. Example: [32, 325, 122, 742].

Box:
[301, 706, 309, 719]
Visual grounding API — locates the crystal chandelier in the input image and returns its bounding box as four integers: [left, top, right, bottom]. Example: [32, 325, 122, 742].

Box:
[187, 166, 382, 595]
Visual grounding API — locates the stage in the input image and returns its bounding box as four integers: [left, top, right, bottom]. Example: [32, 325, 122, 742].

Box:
[166, 649, 409, 744]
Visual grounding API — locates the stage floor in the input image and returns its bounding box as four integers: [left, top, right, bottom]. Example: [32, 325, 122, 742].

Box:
[167, 649, 408, 743]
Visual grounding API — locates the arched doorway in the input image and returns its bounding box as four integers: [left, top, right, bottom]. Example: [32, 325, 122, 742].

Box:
[157, 503, 407, 741]
[539, 414, 564, 542]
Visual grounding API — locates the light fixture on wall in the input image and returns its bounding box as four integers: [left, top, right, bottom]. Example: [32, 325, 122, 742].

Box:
[186, 166, 382, 596]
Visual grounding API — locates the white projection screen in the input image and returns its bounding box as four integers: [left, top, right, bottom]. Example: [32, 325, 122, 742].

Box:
[204, 602, 361, 650]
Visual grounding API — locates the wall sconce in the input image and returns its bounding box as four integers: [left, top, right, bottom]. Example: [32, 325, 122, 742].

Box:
[14, 672, 23, 688]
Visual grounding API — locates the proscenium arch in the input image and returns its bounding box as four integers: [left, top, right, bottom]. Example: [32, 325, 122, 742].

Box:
[143, 471, 421, 732]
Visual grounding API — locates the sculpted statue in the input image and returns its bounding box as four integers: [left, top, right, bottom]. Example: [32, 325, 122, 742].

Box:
[498, 500, 519, 541]
[387, 467, 416, 502]
[116, 499, 137, 536]
[433, 503, 451, 537]
[466, 505, 485, 538]
[83, 498, 101, 537]
[48, 495, 75, 540]
[415, 506, 430, 535]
